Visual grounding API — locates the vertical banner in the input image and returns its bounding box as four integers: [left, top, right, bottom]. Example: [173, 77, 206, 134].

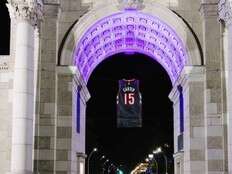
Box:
[117, 79, 142, 127]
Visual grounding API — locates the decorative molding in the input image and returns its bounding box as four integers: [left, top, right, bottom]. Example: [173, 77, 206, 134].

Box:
[0, 56, 9, 72]
[118, 0, 144, 10]
[56, 65, 91, 102]
[6, 0, 43, 26]
[74, 11, 188, 84]
[200, 3, 218, 17]
[77, 153, 87, 159]
[169, 65, 206, 103]
[218, 0, 232, 26]
[56, 65, 77, 75]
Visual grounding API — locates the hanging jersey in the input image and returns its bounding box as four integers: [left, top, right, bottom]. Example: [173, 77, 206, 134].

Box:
[116, 79, 142, 127]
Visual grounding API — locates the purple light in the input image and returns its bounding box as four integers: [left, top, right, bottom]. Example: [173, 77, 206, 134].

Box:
[74, 11, 188, 84]
[124, 51, 135, 55]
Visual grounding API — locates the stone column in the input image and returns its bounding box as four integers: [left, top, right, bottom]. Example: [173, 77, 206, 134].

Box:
[6, 1, 43, 174]
[219, 1, 232, 173]
[169, 83, 184, 174]
[170, 66, 206, 174]
[201, 1, 226, 173]
[56, 66, 90, 173]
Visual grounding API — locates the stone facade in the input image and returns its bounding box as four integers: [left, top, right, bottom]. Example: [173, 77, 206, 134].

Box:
[0, 56, 11, 174]
[219, 1, 232, 173]
[0, 0, 231, 173]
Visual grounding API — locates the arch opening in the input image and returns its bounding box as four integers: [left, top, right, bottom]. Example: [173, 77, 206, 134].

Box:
[74, 10, 188, 84]
[86, 52, 173, 173]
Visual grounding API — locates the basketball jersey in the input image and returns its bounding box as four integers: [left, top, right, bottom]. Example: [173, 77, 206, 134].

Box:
[116, 79, 142, 127]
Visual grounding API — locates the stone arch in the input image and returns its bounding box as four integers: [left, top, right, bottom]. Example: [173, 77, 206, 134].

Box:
[60, 1, 202, 85]
[57, 2, 206, 174]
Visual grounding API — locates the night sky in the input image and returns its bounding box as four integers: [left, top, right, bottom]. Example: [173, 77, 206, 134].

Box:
[0, 0, 10, 55]
[86, 53, 174, 173]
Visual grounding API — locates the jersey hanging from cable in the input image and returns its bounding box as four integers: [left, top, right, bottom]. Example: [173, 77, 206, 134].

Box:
[117, 79, 142, 127]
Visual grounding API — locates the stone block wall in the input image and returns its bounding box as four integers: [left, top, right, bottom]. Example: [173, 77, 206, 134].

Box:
[58, 0, 89, 51]
[55, 67, 89, 174]
[187, 80, 206, 174]
[169, 0, 203, 48]
[0, 56, 11, 174]
[56, 73, 73, 173]
[170, 66, 206, 174]
[34, 3, 59, 173]
[200, 1, 226, 173]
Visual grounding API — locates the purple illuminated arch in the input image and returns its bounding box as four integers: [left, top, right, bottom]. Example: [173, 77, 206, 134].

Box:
[74, 11, 188, 84]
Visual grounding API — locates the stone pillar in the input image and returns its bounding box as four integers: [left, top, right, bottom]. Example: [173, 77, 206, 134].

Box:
[170, 66, 206, 174]
[170, 83, 184, 174]
[6, 1, 43, 174]
[34, 3, 59, 173]
[56, 66, 90, 173]
[56, 66, 76, 173]
[201, 1, 226, 173]
[227, 24, 232, 174]
[219, 1, 232, 173]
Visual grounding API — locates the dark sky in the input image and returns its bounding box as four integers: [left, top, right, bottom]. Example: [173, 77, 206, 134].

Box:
[86, 53, 174, 173]
[0, 0, 10, 55]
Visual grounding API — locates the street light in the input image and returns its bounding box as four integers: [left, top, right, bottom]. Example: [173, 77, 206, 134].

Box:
[153, 147, 168, 174]
[102, 159, 109, 174]
[99, 155, 106, 174]
[87, 148, 98, 174]
[100, 155, 106, 160]
[108, 163, 113, 174]
[103, 159, 109, 165]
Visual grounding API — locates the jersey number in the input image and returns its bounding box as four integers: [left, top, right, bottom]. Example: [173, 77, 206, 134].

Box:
[124, 93, 135, 105]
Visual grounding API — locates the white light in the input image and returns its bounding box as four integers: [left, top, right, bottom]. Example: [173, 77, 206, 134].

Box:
[152, 150, 157, 154]
[157, 147, 162, 152]
[80, 162, 84, 174]
[153, 147, 162, 154]
[93, 148, 98, 152]
[148, 154, 154, 159]
[145, 158, 149, 162]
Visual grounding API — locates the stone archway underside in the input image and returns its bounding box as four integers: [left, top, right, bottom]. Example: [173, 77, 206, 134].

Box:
[74, 10, 188, 84]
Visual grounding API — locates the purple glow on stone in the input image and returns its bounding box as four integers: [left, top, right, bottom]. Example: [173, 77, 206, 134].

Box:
[124, 51, 135, 55]
[74, 11, 188, 84]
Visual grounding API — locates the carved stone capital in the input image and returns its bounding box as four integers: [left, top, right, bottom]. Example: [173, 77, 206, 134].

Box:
[218, 0, 232, 26]
[118, 0, 144, 10]
[7, 0, 43, 26]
